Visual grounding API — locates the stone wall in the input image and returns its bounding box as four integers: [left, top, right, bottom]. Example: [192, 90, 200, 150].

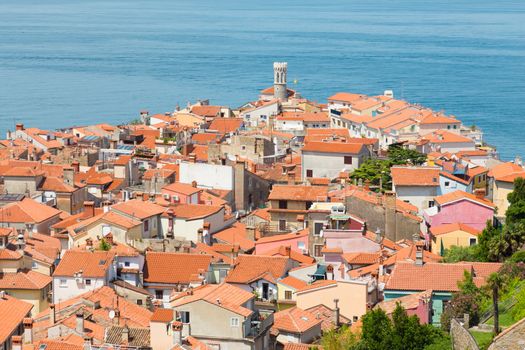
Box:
[345, 195, 420, 241]
[488, 318, 525, 350]
[450, 319, 479, 350]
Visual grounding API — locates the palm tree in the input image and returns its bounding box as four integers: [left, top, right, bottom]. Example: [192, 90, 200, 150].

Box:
[487, 272, 505, 335]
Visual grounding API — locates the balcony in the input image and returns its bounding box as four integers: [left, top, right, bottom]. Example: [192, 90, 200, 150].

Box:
[246, 312, 274, 338]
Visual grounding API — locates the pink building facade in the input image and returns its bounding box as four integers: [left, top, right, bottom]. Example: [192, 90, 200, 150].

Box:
[255, 230, 309, 255]
[424, 199, 494, 231]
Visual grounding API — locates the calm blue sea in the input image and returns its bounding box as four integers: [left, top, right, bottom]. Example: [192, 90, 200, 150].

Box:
[0, 0, 524, 159]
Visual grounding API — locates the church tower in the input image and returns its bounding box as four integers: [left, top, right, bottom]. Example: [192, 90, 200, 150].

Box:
[273, 62, 288, 101]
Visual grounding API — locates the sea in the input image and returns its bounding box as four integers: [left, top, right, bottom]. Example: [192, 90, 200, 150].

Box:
[0, 0, 524, 160]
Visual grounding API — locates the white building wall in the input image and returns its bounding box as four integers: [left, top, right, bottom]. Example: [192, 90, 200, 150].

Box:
[394, 186, 440, 212]
[179, 162, 234, 190]
[302, 152, 362, 179]
[53, 277, 106, 304]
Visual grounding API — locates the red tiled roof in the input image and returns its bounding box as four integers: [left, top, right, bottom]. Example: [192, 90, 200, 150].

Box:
[150, 308, 174, 323]
[190, 105, 221, 118]
[0, 198, 62, 223]
[268, 185, 328, 202]
[208, 118, 244, 134]
[213, 223, 255, 251]
[430, 223, 481, 236]
[0, 295, 33, 344]
[262, 245, 315, 265]
[385, 261, 502, 292]
[53, 251, 115, 278]
[391, 166, 440, 186]
[171, 283, 254, 317]
[327, 92, 364, 103]
[296, 280, 337, 293]
[278, 276, 308, 290]
[487, 162, 525, 183]
[0, 270, 52, 290]
[111, 199, 166, 220]
[225, 255, 289, 284]
[434, 190, 495, 208]
[144, 252, 211, 284]
[302, 141, 364, 154]
[163, 182, 201, 196]
[167, 203, 223, 220]
[342, 252, 380, 265]
[272, 307, 321, 334]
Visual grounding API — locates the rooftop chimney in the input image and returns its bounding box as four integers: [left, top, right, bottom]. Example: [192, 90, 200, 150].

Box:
[15, 123, 24, 131]
[12, 335, 22, 350]
[474, 188, 486, 200]
[415, 241, 425, 266]
[333, 299, 340, 328]
[191, 181, 197, 188]
[63, 167, 75, 187]
[49, 304, 56, 325]
[172, 322, 183, 346]
[83, 201, 95, 219]
[76, 310, 84, 334]
[23, 318, 33, 344]
[71, 161, 80, 173]
[122, 325, 130, 344]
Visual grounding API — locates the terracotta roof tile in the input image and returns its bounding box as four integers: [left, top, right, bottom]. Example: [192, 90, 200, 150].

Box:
[0, 270, 52, 290]
[278, 276, 308, 290]
[213, 223, 255, 251]
[272, 307, 321, 334]
[269, 185, 328, 202]
[208, 118, 244, 134]
[0, 295, 33, 344]
[171, 283, 254, 317]
[430, 223, 481, 236]
[487, 162, 525, 183]
[327, 92, 364, 103]
[0, 198, 62, 223]
[296, 280, 337, 293]
[111, 199, 166, 220]
[391, 166, 440, 187]
[385, 261, 502, 292]
[53, 250, 115, 278]
[434, 189, 495, 208]
[162, 182, 201, 196]
[150, 308, 174, 323]
[144, 252, 211, 284]
[225, 255, 289, 284]
[342, 252, 380, 265]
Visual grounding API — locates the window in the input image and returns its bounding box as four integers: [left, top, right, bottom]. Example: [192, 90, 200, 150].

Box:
[428, 200, 435, 208]
[230, 317, 240, 327]
[31, 261, 38, 269]
[444, 181, 450, 187]
[297, 241, 306, 250]
[344, 156, 353, 165]
[60, 279, 67, 287]
[144, 220, 149, 232]
[314, 244, 323, 257]
[85, 279, 91, 286]
[470, 238, 477, 246]
[180, 311, 190, 324]
[124, 261, 130, 267]
[306, 169, 313, 178]
[314, 222, 324, 236]
[137, 300, 143, 306]
[305, 201, 313, 210]
[353, 316, 359, 322]
[447, 125, 451, 129]
[278, 200, 288, 209]
[279, 219, 287, 232]
[155, 290, 163, 300]
[285, 291, 292, 300]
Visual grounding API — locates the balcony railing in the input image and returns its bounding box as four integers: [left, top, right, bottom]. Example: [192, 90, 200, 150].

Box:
[247, 312, 274, 338]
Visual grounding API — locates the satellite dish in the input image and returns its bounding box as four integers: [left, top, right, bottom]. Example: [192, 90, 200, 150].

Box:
[109, 310, 115, 319]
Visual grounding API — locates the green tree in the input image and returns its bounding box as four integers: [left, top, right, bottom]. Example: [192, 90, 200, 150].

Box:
[442, 245, 480, 263]
[360, 308, 393, 350]
[506, 177, 525, 224]
[487, 272, 506, 335]
[440, 271, 481, 331]
[350, 159, 392, 191]
[99, 238, 111, 251]
[487, 223, 525, 262]
[388, 145, 427, 165]
[476, 222, 502, 262]
[320, 325, 360, 350]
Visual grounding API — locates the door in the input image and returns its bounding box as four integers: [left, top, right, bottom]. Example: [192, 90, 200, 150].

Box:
[262, 283, 269, 300]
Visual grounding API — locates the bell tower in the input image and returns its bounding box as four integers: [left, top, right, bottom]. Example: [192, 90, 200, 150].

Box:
[273, 62, 288, 101]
